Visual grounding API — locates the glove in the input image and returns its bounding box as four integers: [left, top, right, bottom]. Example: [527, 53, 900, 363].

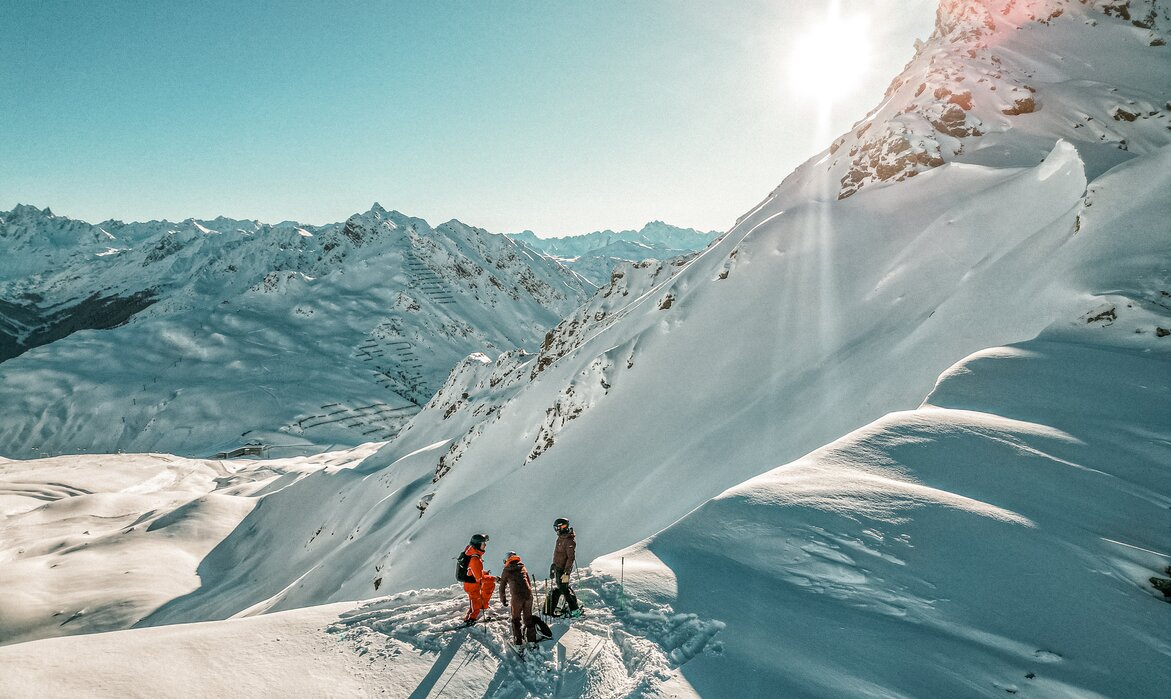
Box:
[550, 565, 557, 578]
[560, 574, 569, 583]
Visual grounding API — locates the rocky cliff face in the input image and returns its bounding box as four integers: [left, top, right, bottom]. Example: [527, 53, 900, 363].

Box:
[821, 0, 1171, 200]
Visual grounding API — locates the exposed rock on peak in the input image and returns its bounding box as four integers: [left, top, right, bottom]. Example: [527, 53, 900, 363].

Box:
[826, 0, 1171, 200]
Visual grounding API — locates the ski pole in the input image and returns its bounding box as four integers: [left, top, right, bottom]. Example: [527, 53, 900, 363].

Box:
[618, 556, 624, 611]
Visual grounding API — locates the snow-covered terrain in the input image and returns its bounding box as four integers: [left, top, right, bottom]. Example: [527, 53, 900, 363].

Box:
[0, 204, 592, 458]
[0, 446, 381, 645]
[2, 1, 1169, 697]
[508, 222, 722, 285]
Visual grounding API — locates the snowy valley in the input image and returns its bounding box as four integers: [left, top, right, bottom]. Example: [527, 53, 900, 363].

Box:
[2, 1, 1171, 697]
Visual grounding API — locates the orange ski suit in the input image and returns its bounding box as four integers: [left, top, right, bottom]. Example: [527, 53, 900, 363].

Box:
[462, 544, 496, 622]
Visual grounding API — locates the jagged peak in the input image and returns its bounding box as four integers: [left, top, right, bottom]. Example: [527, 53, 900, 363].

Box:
[6, 203, 56, 219]
[821, 0, 1171, 201]
[933, 0, 1170, 40]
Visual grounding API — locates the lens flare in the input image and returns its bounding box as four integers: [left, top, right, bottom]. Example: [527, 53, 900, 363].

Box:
[787, 11, 872, 103]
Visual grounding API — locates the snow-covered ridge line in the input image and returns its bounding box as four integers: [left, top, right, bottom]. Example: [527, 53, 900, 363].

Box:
[808, 0, 1171, 201]
[507, 222, 722, 285]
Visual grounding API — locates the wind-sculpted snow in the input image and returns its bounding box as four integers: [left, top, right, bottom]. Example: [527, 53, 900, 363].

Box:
[328, 570, 722, 698]
[594, 327, 1170, 696]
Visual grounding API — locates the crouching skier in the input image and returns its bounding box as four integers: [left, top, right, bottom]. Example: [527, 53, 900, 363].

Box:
[457, 533, 496, 624]
[498, 551, 552, 652]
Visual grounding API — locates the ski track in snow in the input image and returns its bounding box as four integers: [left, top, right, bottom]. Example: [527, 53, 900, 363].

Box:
[327, 570, 724, 698]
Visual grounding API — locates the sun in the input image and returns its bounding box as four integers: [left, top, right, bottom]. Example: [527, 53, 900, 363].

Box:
[787, 11, 872, 104]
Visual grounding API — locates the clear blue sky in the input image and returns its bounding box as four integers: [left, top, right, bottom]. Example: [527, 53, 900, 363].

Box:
[2, 0, 936, 236]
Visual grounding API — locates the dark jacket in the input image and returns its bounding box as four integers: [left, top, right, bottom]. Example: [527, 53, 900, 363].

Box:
[499, 558, 533, 606]
[553, 529, 576, 571]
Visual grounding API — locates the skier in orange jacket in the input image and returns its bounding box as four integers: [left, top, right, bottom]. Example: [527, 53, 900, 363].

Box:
[457, 533, 496, 623]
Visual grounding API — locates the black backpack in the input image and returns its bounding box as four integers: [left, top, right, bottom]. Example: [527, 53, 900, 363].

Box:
[456, 550, 477, 583]
[543, 588, 566, 617]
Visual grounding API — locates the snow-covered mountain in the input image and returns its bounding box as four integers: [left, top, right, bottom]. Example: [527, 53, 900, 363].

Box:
[2, 1, 1170, 697]
[508, 222, 721, 285]
[0, 204, 593, 458]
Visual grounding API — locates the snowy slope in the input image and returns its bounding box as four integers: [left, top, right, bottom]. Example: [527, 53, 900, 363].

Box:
[1, 1, 1170, 696]
[4, 289, 1165, 697]
[509, 222, 721, 285]
[596, 328, 1171, 696]
[0, 588, 719, 699]
[0, 204, 592, 458]
[91, 0, 1170, 632]
[0, 445, 381, 645]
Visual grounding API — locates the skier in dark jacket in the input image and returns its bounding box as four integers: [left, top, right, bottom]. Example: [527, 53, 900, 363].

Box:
[550, 517, 581, 617]
[457, 533, 496, 623]
[498, 551, 544, 646]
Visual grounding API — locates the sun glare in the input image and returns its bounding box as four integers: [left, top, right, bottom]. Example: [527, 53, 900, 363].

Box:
[788, 11, 872, 104]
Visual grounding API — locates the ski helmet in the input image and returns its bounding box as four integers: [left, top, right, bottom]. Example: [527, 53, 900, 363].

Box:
[553, 517, 569, 532]
[470, 533, 489, 548]
[504, 551, 519, 564]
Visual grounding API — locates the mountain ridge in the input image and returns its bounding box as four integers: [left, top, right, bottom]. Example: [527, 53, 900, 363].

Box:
[0, 203, 593, 458]
[1, 1, 1169, 696]
[506, 221, 721, 284]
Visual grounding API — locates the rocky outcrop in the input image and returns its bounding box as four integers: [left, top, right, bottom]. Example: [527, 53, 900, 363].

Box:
[831, 0, 1171, 200]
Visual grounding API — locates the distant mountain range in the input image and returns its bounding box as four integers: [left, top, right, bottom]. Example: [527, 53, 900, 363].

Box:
[0, 203, 593, 458]
[3, 2, 1171, 696]
[508, 222, 722, 284]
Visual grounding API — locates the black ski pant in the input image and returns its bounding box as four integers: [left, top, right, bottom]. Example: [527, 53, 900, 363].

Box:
[550, 567, 579, 612]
